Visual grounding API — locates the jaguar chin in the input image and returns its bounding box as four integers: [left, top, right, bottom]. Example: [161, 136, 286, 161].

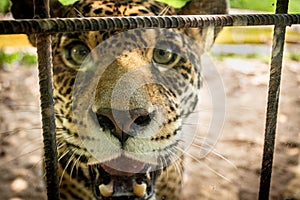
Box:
[11, 0, 228, 199]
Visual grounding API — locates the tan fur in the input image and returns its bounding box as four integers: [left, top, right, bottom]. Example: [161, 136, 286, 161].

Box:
[10, 0, 228, 199]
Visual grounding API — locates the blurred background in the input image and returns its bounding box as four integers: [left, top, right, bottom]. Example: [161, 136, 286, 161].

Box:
[0, 0, 299, 200]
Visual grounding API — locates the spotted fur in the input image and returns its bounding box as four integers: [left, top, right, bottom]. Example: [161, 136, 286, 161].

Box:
[11, 0, 228, 199]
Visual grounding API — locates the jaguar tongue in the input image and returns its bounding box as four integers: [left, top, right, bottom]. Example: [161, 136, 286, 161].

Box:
[100, 156, 146, 176]
[95, 156, 155, 198]
[98, 179, 148, 198]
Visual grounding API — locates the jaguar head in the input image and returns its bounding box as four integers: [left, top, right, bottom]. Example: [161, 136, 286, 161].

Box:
[10, 0, 228, 199]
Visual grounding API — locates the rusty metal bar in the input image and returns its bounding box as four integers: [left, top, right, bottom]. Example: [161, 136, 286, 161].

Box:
[258, 0, 289, 199]
[0, 14, 299, 34]
[0, 3, 297, 199]
[34, 0, 59, 199]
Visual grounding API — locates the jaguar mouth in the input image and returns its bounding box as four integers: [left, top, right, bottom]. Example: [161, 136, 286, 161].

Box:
[89, 156, 160, 200]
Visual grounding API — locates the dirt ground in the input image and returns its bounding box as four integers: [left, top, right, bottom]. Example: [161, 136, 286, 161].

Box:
[0, 41, 299, 200]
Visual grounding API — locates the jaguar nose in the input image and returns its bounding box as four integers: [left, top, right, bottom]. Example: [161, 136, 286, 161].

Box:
[95, 108, 153, 145]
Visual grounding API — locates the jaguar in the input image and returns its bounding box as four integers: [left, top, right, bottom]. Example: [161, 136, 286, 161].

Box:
[11, 0, 228, 199]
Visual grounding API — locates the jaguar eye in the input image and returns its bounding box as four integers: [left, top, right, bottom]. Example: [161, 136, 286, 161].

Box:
[152, 48, 177, 65]
[65, 43, 90, 66]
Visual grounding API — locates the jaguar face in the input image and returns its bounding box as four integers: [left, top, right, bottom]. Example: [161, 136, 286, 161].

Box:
[10, 0, 228, 199]
[56, 26, 201, 199]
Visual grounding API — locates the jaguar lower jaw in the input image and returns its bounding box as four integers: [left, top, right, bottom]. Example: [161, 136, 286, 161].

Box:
[90, 162, 159, 200]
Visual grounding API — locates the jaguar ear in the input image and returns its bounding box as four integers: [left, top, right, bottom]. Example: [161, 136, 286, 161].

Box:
[179, 0, 229, 15]
[10, 0, 69, 46]
[10, 0, 67, 19]
[178, 0, 229, 50]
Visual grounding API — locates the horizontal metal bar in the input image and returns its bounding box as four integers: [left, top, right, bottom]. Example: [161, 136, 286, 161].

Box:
[0, 14, 299, 34]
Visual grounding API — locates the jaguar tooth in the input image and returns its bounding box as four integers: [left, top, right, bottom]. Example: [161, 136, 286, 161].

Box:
[99, 181, 113, 197]
[146, 171, 151, 180]
[133, 182, 147, 197]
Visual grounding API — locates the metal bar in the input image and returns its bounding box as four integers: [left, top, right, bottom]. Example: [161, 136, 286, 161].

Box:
[0, 14, 299, 34]
[258, 0, 289, 199]
[34, 0, 59, 199]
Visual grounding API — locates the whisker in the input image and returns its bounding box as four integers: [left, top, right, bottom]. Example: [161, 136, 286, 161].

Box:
[176, 146, 232, 183]
[59, 149, 78, 186]
[158, 6, 170, 16]
[191, 143, 237, 169]
[0, 146, 43, 168]
[0, 126, 42, 138]
[58, 149, 71, 162]
[159, 156, 169, 180]
[25, 156, 45, 174]
[193, 135, 208, 140]
[182, 122, 201, 126]
[70, 151, 84, 180]
[174, 160, 183, 182]
[168, 149, 183, 182]
[17, 138, 43, 153]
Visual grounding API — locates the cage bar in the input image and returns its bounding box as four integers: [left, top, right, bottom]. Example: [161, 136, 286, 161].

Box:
[33, 0, 59, 199]
[258, 1, 289, 199]
[0, 0, 299, 199]
[0, 14, 300, 34]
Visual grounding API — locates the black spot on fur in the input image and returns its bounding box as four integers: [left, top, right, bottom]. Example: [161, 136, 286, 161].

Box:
[138, 9, 150, 14]
[69, 78, 75, 86]
[66, 88, 72, 95]
[60, 193, 67, 199]
[149, 5, 161, 14]
[93, 8, 103, 14]
[105, 10, 113, 15]
[83, 3, 92, 13]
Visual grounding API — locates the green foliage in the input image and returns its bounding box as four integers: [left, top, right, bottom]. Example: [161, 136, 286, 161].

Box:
[0, 51, 20, 64]
[214, 53, 269, 63]
[58, 0, 191, 7]
[0, 0, 10, 14]
[3, 0, 299, 13]
[59, 0, 78, 6]
[229, 0, 300, 13]
[156, 0, 190, 8]
[288, 53, 300, 61]
[21, 53, 37, 66]
[0, 50, 37, 69]
[288, 0, 300, 13]
[215, 52, 300, 63]
[230, 0, 276, 12]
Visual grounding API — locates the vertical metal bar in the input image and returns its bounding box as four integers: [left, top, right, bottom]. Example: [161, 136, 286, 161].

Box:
[258, 0, 289, 199]
[34, 0, 59, 199]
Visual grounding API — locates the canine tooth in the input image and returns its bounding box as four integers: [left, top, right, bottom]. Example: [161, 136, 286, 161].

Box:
[146, 171, 151, 180]
[87, 157, 99, 165]
[133, 182, 147, 197]
[99, 182, 113, 197]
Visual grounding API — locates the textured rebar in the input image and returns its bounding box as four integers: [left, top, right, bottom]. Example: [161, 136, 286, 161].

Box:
[34, 0, 59, 199]
[0, 14, 299, 34]
[0, 4, 297, 199]
[258, 0, 289, 200]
